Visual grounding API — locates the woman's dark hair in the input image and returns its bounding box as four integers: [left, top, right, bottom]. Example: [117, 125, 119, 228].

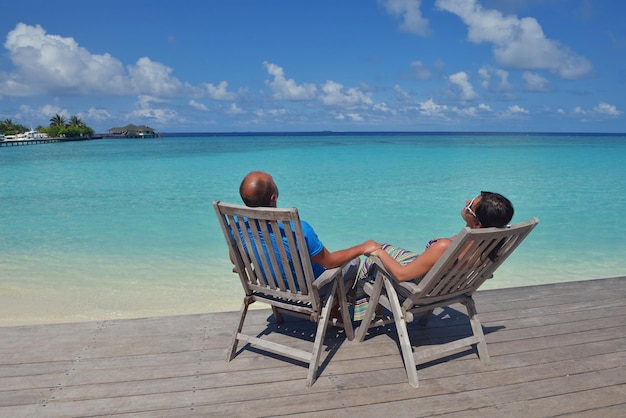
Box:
[474, 191, 515, 262]
[474, 191, 514, 228]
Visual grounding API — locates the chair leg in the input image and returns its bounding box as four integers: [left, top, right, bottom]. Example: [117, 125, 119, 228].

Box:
[355, 273, 385, 342]
[466, 298, 490, 364]
[384, 277, 419, 388]
[336, 270, 354, 340]
[271, 306, 284, 324]
[227, 298, 251, 362]
[418, 309, 435, 326]
[307, 281, 336, 386]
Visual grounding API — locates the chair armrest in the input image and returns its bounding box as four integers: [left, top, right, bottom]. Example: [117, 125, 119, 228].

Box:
[312, 266, 342, 290]
[370, 256, 423, 294]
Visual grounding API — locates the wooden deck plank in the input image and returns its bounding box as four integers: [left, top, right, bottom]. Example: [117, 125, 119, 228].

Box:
[436, 385, 626, 418]
[0, 277, 624, 417]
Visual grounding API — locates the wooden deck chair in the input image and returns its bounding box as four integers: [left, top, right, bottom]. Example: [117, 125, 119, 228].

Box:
[355, 218, 539, 388]
[213, 201, 354, 386]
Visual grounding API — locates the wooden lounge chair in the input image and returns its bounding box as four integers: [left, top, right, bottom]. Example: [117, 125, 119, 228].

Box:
[355, 218, 539, 388]
[213, 201, 354, 386]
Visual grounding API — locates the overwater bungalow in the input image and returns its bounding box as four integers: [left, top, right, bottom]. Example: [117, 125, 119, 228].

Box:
[106, 124, 158, 138]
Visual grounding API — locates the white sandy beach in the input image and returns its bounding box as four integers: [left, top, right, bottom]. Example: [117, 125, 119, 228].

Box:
[1, 259, 618, 327]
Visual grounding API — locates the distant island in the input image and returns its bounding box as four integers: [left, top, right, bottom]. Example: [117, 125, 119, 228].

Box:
[1, 114, 94, 140]
[1, 118, 161, 143]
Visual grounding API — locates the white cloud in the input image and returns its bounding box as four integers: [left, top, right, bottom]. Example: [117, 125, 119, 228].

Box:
[2, 23, 128, 96]
[131, 95, 178, 123]
[436, 0, 592, 79]
[380, 0, 432, 37]
[0, 23, 225, 99]
[41, 104, 69, 118]
[87, 107, 112, 121]
[262, 62, 372, 108]
[268, 108, 287, 116]
[373, 102, 395, 114]
[523, 71, 550, 91]
[225, 103, 245, 115]
[478, 67, 490, 89]
[189, 100, 208, 111]
[137, 95, 164, 108]
[410, 60, 431, 80]
[204, 81, 237, 100]
[394, 84, 412, 103]
[345, 112, 364, 121]
[452, 102, 493, 117]
[449, 72, 478, 100]
[418, 98, 448, 116]
[263, 61, 317, 100]
[319, 80, 373, 106]
[127, 57, 192, 97]
[572, 102, 621, 118]
[494, 69, 513, 92]
[17, 103, 104, 125]
[506, 104, 529, 114]
[131, 107, 178, 123]
[593, 102, 621, 117]
[478, 67, 513, 92]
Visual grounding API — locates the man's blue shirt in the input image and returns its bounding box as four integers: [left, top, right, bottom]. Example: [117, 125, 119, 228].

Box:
[235, 217, 326, 287]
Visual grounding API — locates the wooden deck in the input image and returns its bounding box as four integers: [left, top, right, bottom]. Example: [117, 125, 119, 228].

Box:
[1, 277, 624, 417]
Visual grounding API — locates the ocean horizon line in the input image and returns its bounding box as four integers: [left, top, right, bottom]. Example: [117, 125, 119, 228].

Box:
[160, 131, 626, 138]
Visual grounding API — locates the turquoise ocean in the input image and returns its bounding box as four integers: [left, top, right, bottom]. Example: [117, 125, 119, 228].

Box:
[1, 133, 625, 325]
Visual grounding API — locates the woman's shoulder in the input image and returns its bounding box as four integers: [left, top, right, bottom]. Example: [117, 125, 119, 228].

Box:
[426, 236, 454, 249]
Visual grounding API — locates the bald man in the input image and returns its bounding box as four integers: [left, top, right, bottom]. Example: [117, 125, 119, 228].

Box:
[238, 171, 379, 295]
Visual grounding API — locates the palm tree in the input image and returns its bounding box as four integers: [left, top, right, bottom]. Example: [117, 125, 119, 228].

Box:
[1, 119, 27, 135]
[69, 116, 86, 129]
[50, 114, 66, 127]
[2, 119, 15, 132]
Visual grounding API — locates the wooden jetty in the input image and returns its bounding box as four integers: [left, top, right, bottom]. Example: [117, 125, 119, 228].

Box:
[0, 138, 62, 146]
[0, 277, 624, 417]
[0, 136, 102, 147]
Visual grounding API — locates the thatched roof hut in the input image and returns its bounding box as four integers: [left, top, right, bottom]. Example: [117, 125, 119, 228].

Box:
[107, 124, 157, 138]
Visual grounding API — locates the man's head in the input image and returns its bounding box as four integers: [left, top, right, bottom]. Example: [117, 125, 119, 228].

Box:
[239, 171, 279, 207]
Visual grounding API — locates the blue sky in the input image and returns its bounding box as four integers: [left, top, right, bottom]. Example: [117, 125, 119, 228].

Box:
[1, 0, 625, 133]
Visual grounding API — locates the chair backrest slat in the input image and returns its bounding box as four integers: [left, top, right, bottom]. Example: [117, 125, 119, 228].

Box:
[281, 218, 311, 294]
[213, 201, 319, 303]
[232, 214, 267, 287]
[256, 219, 285, 291]
[408, 218, 538, 305]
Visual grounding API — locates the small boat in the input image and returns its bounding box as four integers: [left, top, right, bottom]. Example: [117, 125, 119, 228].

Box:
[16, 130, 47, 140]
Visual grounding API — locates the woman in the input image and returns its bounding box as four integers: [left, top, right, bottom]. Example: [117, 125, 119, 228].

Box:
[354, 191, 514, 320]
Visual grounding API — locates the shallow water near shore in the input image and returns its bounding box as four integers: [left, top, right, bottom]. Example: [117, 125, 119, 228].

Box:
[1, 132, 625, 325]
